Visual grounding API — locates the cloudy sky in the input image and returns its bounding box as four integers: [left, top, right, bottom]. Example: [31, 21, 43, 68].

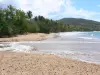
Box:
[0, 0, 100, 21]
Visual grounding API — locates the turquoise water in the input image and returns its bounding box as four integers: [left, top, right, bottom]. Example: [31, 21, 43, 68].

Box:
[80, 31, 100, 39]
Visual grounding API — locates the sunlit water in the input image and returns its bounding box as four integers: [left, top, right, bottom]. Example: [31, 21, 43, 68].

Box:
[0, 31, 100, 64]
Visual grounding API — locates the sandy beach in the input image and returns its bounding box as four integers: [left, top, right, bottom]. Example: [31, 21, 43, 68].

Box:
[0, 32, 100, 75]
[0, 52, 100, 75]
[0, 33, 55, 42]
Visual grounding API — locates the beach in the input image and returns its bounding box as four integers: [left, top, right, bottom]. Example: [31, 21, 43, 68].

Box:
[1, 1, 100, 74]
[0, 52, 100, 75]
[0, 32, 100, 75]
[0, 33, 55, 42]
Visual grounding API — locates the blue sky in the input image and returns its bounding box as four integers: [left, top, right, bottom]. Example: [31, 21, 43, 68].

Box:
[0, 0, 100, 21]
[74, 0, 100, 12]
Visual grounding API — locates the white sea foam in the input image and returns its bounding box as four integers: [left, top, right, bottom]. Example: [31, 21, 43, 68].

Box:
[57, 32, 100, 40]
[0, 42, 34, 53]
[78, 37, 98, 40]
[58, 32, 83, 37]
[36, 49, 100, 64]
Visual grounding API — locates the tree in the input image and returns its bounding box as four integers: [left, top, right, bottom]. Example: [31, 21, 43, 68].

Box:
[27, 11, 32, 20]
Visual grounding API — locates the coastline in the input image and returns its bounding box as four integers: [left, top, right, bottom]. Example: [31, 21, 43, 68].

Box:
[0, 32, 100, 74]
[0, 51, 100, 75]
[0, 33, 55, 42]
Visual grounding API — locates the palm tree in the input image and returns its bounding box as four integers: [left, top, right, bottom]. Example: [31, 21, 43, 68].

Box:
[27, 11, 32, 20]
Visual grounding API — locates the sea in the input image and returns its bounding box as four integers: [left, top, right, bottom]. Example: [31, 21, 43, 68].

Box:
[0, 31, 100, 64]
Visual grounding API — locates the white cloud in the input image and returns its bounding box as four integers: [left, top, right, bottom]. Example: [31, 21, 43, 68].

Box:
[17, 0, 63, 18]
[97, 5, 100, 7]
[0, 0, 3, 2]
[0, 0, 100, 21]
[0, 0, 20, 8]
[49, 0, 100, 21]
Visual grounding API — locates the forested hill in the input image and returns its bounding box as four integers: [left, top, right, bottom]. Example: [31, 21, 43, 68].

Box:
[58, 18, 100, 26]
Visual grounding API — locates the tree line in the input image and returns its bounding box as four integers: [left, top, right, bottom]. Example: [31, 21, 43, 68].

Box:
[0, 5, 99, 37]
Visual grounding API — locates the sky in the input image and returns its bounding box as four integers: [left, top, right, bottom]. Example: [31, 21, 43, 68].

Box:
[0, 0, 100, 21]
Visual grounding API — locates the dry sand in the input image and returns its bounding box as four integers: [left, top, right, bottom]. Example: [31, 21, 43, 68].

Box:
[0, 33, 55, 42]
[0, 52, 100, 75]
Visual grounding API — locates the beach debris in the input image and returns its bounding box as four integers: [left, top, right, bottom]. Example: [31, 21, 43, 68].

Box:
[31, 46, 38, 51]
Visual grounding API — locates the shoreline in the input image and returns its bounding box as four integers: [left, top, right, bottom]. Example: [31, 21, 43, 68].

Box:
[0, 49, 100, 65]
[0, 32, 100, 65]
[0, 33, 55, 42]
[0, 51, 100, 75]
[0, 32, 100, 75]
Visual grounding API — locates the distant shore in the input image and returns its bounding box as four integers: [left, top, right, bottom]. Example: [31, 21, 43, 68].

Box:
[0, 33, 55, 42]
[0, 52, 100, 75]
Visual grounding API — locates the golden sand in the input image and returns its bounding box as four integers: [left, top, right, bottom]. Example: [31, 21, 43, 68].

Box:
[0, 33, 55, 42]
[0, 52, 100, 75]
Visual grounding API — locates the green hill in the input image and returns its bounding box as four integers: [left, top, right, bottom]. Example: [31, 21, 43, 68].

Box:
[58, 18, 100, 26]
[58, 18, 100, 31]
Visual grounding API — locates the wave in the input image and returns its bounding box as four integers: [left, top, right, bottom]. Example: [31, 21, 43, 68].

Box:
[0, 43, 34, 53]
[57, 31, 100, 40]
[34, 50, 100, 64]
[78, 37, 99, 40]
[58, 32, 83, 37]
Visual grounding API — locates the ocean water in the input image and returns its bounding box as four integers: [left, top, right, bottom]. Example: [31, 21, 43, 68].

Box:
[57, 31, 100, 39]
[77, 31, 100, 39]
[0, 31, 100, 64]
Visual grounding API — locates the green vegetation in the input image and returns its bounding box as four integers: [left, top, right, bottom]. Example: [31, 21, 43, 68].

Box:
[0, 5, 100, 37]
[58, 18, 100, 31]
[0, 5, 67, 37]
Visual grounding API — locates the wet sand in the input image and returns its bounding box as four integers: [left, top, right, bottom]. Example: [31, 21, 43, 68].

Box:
[0, 52, 100, 75]
[0, 33, 55, 42]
